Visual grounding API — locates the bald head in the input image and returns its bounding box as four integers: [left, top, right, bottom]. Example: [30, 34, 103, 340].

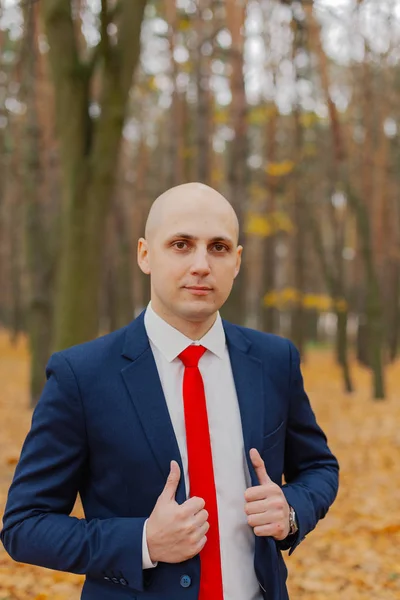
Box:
[138, 181, 243, 336]
[144, 182, 239, 243]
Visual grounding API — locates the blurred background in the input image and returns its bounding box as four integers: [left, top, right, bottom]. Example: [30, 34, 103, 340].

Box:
[0, 0, 400, 598]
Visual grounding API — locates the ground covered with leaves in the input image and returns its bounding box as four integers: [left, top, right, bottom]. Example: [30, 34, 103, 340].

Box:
[0, 331, 399, 600]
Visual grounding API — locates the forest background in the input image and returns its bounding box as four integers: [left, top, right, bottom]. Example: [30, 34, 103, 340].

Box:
[0, 0, 400, 598]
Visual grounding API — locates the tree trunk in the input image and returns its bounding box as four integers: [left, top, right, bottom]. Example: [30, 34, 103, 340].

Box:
[223, 0, 248, 325]
[387, 260, 400, 361]
[336, 309, 353, 393]
[164, 0, 185, 187]
[23, 2, 55, 406]
[347, 185, 385, 399]
[131, 135, 151, 314]
[41, 0, 147, 350]
[307, 205, 354, 393]
[304, 2, 385, 398]
[0, 28, 8, 325]
[111, 191, 134, 329]
[194, 0, 213, 184]
[290, 44, 306, 355]
[7, 115, 25, 341]
[262, 107, 279, 333]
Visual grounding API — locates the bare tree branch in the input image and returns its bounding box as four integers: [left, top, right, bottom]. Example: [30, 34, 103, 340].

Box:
[100, 0, 111, 64]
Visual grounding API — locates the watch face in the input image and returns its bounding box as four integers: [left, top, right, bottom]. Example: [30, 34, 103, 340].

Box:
[289, 508, 298, 533]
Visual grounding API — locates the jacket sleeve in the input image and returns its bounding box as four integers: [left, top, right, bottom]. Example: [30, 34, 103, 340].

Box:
[0, 352, 148, 592]
[278, 341, 339, 555]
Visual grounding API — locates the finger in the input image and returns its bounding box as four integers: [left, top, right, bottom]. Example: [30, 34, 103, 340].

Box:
[244, 498, 268, 515]
[253, 522, 288, 540]
[249, 448, 272, 486]
[190, 529, 209, 559]
[193, 508, 209, 527]
[162, 460, 181, 501]
[245, 484, 275, 503]
[198, 520, 210, 537]
[181, 495, 206, 516]
[197, 535, 208, 553]
[247, 510, 282, 528]
[245, 494, 286, 514]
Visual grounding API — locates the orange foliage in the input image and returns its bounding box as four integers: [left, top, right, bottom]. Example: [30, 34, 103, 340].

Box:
[1, 330, 399, 599]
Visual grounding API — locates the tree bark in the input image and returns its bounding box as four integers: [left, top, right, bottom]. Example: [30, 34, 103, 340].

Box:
[304, 2, 385, 399]
[290, 18, 306, 356]
[262, 108, 279, 334]
[387, 261, 400, 362]
[41, 0, 147, 350]
[290, 196, 306, 355]
[22, 2, 56, 406]
[308, 208, 354, 393]
[164, 0, 185, 187]
[223, 0, 248, 325]
[0, 27, 8, 325]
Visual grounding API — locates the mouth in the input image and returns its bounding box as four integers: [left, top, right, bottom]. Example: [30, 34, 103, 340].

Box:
[184, 286, 213, 296]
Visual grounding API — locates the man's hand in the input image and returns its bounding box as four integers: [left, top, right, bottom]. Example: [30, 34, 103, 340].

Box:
[244, 448, 290, 540]
[146, 461, 209, 563]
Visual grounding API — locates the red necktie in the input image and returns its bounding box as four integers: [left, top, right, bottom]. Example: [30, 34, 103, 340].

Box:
[179, 345, 224, 600]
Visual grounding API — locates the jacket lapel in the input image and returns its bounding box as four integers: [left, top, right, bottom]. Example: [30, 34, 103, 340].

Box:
[120, 312, 187, 504]
[224, 322, 279, 599]
[120, 313, 266, 500]
[223, 320, 265, 487]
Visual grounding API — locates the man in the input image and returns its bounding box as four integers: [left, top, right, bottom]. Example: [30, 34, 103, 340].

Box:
[1, 183, 339, 600]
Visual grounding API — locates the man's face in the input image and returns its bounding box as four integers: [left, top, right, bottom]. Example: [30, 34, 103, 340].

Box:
[138, 195, 242, 324]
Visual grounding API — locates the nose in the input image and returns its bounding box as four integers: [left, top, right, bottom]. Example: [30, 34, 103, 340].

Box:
[189, 247, 211, 276]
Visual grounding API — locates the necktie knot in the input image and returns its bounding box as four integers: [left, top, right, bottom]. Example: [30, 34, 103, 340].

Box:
[179, 344, 206, 368]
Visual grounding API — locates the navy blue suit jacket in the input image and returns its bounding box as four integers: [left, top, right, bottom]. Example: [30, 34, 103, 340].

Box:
[1, 312, 339, 600]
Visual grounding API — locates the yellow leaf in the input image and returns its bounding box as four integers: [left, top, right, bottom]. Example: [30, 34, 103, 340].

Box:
[335, 299, 348, 312]
[245, 214, 272, 237]
[211, 167, 224, 184]
[303, 294, 319, 310]
[248, 106, 267, 125]
[266, 160, 295, 177]
[263, 291, 278, 307]
[245, 211, 294, 237]
[2, 329, 400, 600]
[147, 75, 158, 92]
[300, 112, 320, 128]
[281, 287, 302, 303]
[214, 108, 229, 124]
[314, 295, 332, 311]
[272, 211, 294, 233]
[178, 16, 192, 31]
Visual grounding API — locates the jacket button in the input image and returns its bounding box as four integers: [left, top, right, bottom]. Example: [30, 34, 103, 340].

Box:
[111, 577, 120, 584]
[180, 574, 192, 588]
[119, 578, 128, 586]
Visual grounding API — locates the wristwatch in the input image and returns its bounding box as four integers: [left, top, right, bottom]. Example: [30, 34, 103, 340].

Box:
[288, 506, 298, 535]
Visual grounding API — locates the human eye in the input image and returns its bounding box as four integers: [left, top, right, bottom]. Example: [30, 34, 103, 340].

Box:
[212, 243, 228, 253]
[172, 240, 189, 250]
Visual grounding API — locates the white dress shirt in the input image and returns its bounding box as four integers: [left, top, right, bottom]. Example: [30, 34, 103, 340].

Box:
[142, 303, 263, 600]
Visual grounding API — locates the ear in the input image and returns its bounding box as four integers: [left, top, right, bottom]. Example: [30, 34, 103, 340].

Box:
[234, 245, 243, 278]
[137, 238, 151, 275]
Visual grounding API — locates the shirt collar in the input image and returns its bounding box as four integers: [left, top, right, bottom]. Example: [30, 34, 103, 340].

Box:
[144, 302, 226, 362]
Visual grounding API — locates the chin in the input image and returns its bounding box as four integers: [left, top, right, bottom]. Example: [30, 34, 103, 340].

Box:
[180, 301, 217, 321]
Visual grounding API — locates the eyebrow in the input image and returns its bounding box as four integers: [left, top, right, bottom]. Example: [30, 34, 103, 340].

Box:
[169, 233, 234, 245]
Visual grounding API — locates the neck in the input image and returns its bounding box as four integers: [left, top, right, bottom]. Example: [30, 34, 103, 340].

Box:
[150, 303, 217, 340]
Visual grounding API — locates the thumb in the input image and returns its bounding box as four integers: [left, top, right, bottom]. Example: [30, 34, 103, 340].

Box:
[250, 448, 272, 486]
[161, 460, 181, 501]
